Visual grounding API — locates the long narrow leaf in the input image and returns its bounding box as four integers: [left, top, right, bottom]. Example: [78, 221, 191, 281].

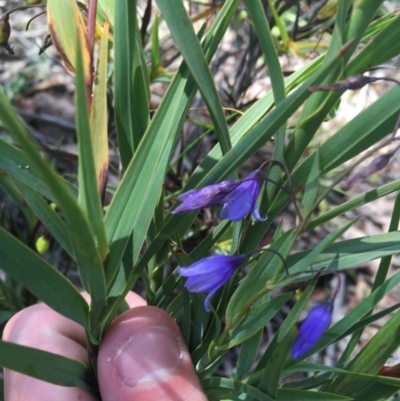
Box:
[91, 19, 110, 193]
[155, 0, 232, 154]
[0, 226, 88, 328]
[0, 341, 95, 391]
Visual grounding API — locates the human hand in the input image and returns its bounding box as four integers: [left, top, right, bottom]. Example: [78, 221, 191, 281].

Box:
[3, 292, 208, 401]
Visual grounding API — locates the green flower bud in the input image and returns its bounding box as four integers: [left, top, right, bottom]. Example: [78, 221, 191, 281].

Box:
[0, 14, 14, 55]
[36, 235, 50, 255]
[0, 15, 10, 45]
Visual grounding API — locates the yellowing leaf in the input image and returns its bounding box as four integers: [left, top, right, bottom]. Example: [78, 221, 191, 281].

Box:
[46, 0, 91, 81]
[91, 19, 110, 193]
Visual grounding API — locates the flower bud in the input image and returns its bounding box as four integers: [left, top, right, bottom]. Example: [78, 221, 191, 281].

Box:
[291, 298, 334, 359]
[35, 235, 50, 255]
[0, 14, 14, 55]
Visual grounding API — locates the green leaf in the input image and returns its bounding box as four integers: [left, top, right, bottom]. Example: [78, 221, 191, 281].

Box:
[113, 0, 137, 167]
[277, 389, 352, 401]
[13, 181, 74, 258]
[46, 0, 91, 78]
[348, 13, 400, 72]
[0, 89, 106, 329]
[287, 231, 400, 277]
[226, 231, 296, 326]
[91, 19, 110, 193]
[301, 151, 320, 221]
[306, 179, 400, 231]
[258, 316, 296, 398]
[276, 220, 355, 288]
[0, 341, 96, 392]
[218, 293, 292, 350]
[327, 307, 400, 396]
[75, 40, 109, 261]
[0, 139, 77, 201]
[0, 226, 88, 328]
[74, 42, 108, 329]
[150, 13, 161, 79]
[236, 330, 263, 379]
[155, 0, 232, 154]
[202, 377, 275, 401]
[114, 0, 149, 167]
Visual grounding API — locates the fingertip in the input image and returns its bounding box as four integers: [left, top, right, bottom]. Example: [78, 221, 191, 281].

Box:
[98, 306, 207, 401]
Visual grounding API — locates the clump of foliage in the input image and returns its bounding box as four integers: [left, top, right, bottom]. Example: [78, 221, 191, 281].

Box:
[1, 1, 400, 400]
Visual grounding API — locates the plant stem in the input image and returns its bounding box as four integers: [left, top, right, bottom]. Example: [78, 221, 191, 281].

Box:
[87, 0, 98, 52]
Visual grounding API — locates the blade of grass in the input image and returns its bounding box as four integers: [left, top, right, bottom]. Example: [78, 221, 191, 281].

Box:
[113, 0, 137, 167]
[76, 40, 109, 261]
[0, 341, 96, 392]
[13, 180, 74, 258]
[244, 0, 287, 213]
[0, 139, 77, 201]
[90, 18, 110, 193]
[46, 0, 91, 79]
[155, 0, 232, 154]
[0, 88, 106, 331]
[306, 179, 400, 231]
[0, 226, 88, 328]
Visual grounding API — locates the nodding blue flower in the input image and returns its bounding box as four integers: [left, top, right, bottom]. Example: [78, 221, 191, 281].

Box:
[172, 170, 267, 222]
[171, 180, 237, 214]
[177, 254, 246, 311]
[220, 170, 267, 222]
[291, 298, 334, 360]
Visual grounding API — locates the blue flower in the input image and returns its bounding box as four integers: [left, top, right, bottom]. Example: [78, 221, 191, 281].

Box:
[171, 179, 237, 214]
[220, 170, 267, 222]
[172, 170, 267, 222]
[177, 254, 246, 311]
[291, 298, 334, 360]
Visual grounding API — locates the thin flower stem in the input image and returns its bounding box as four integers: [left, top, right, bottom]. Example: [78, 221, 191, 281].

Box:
[245, 247, 288, 275]
[260, 158, 303, 225]
[2, 4, 45, 19]
[26, 10, 47, 31]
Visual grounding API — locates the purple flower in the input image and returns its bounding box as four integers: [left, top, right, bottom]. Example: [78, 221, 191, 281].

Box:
[172, 170, 267, 222]
[291, 299, 334, 360]
[220, 170, 267, 222]
[177, 254, 246, 311]
[172, 180, 237, 214]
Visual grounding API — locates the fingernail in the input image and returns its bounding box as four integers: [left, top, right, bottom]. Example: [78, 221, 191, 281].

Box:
[114, 326, 184, 386]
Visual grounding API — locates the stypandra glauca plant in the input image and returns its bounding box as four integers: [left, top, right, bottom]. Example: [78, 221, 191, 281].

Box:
[2, 1, 400, 400]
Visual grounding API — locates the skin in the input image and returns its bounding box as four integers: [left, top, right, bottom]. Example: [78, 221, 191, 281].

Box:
[3, 292, 208, 401]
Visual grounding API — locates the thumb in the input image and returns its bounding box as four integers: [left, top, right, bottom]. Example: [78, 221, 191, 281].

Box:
[98, 306, 208, 401]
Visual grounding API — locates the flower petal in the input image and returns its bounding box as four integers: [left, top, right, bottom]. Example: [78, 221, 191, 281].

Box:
[253, 206, 268, 222]
[220, 181, 259, 221]
[204, 289, 219, 312]
[178, 254, 243, 276]
[184, 266, 233, 293]
[172, 180, 237, 214]
[177, 254, 246, 311]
